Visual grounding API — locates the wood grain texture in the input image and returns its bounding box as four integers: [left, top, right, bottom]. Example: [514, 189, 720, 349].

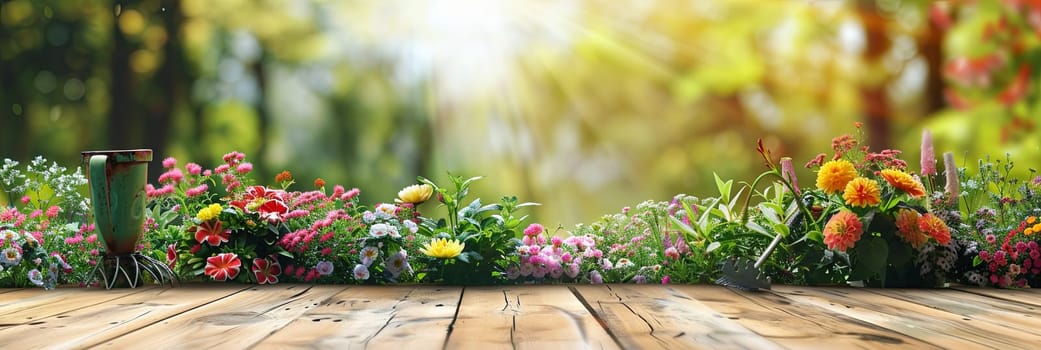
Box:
[676, 285, 939, 349]
[0, 287, 151, 326]
[867, 288, 1041, 336]
[574, 284, 782, 350]
[254, 285, 461, 350]
[446, 285, 620, 350]
[951, 285, 1041, 308]
[93, 284, 346, 349]
[774, 285, 1041, 348]
[0, 285, 246, 349]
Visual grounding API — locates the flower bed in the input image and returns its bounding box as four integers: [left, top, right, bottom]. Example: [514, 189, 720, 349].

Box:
[2, 124, 1040, 289]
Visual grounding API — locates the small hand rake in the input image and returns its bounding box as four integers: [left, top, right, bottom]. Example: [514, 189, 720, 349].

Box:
[716, 233, 783, 291]
[717, 195, 810, 291]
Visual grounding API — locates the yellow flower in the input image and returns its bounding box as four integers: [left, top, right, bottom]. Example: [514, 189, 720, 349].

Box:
[880, 169, 926, 198]
[816, 159, 858, 194]
[420, 238, 464, 259]
[395, 184, 433, 204]
[842, 177, 881, 207]
[196, 203, 223, 222]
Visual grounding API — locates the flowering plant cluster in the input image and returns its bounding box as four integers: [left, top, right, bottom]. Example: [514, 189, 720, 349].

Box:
[947, 153, 1041, 288]
[0, 157, 99, 289]
[803, 124, 954, 286]
[146, 152, 434, 285]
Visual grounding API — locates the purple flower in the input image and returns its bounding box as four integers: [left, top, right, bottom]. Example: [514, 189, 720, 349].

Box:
[315, 261, 334, 276]
[590, 270, 603, 284]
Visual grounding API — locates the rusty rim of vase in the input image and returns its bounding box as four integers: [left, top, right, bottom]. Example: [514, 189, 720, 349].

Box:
[81, 149, 153, 162]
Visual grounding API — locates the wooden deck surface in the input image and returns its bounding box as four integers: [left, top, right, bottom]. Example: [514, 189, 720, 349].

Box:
[1, 284, 1039, 349]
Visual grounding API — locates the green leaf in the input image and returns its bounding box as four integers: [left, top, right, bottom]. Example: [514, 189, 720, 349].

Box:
[706, 241, 721, 253]
[850, 236, 887, 281]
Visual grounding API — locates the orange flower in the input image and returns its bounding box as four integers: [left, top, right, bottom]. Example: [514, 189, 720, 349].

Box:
[894, 209, 929, 249]
[314, 178, 326, 188]
[275, 170, 293, 183]
[823, 210, 863, 252]
[918, 213, 951, 245]
[842, 177, 881, 207]
[880, 169, 926, 198]
[816, 159, 858, 194]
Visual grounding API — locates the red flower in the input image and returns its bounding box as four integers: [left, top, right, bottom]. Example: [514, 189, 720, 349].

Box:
[252, 257, 282, 285]
[194, 220, 231, 246]
[230, 186, 289, 223]
[205, 253, 241, 281]
[166, 244, 178, 268]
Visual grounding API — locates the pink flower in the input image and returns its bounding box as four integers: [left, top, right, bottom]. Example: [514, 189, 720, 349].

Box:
[920, 129, 936, 176]
[20, 196, 31, 205]
[252, 258, 281, 284]
[943, 152, 959, 204]
[214, 164, 230, 174]
[661, 275, 671, 284]
[205, 253, 241, 281]
[185, 163, 203, 175]
[162, 157, 177, 168]
[664, 246, 680, 260]
[185, 184, 209, 197]
[222, 151, 245, 163]
[780, 157, 801, 195]
[236, 162, 253, 174]
[523, 223, 544, 236]
[158, 168, 184, 184]
[45, 206, 60, 218]
[29, 209, 42, 219]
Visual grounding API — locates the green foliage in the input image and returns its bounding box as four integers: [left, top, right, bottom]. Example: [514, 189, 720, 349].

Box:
[417, 174, 538, 284]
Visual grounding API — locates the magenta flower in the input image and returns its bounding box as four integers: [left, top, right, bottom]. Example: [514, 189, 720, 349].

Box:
[162, 157, 177, 168]
[523, 223, 544, 236]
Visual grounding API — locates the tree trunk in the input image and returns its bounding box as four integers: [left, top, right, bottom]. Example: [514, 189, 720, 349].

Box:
[109, 0, 140, 150]
[857, 0, 893, 151]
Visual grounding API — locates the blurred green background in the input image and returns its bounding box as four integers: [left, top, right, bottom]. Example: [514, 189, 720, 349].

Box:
[2, 0, 1040, 227]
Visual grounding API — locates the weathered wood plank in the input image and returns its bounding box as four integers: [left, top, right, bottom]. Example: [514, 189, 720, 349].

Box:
[0, 287, 151, 326]
[867, 288, 1041, 336]
[0, 284, 246, 348]
[676, 285, 939, 349]
[951, 286, 1041, 308]
[574, 284, 781, 350]
[93, 284, 346, 349]
[774, 285, 1041, 348]
[254, 285, 461, 349]
[446, 285, 619, 349]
